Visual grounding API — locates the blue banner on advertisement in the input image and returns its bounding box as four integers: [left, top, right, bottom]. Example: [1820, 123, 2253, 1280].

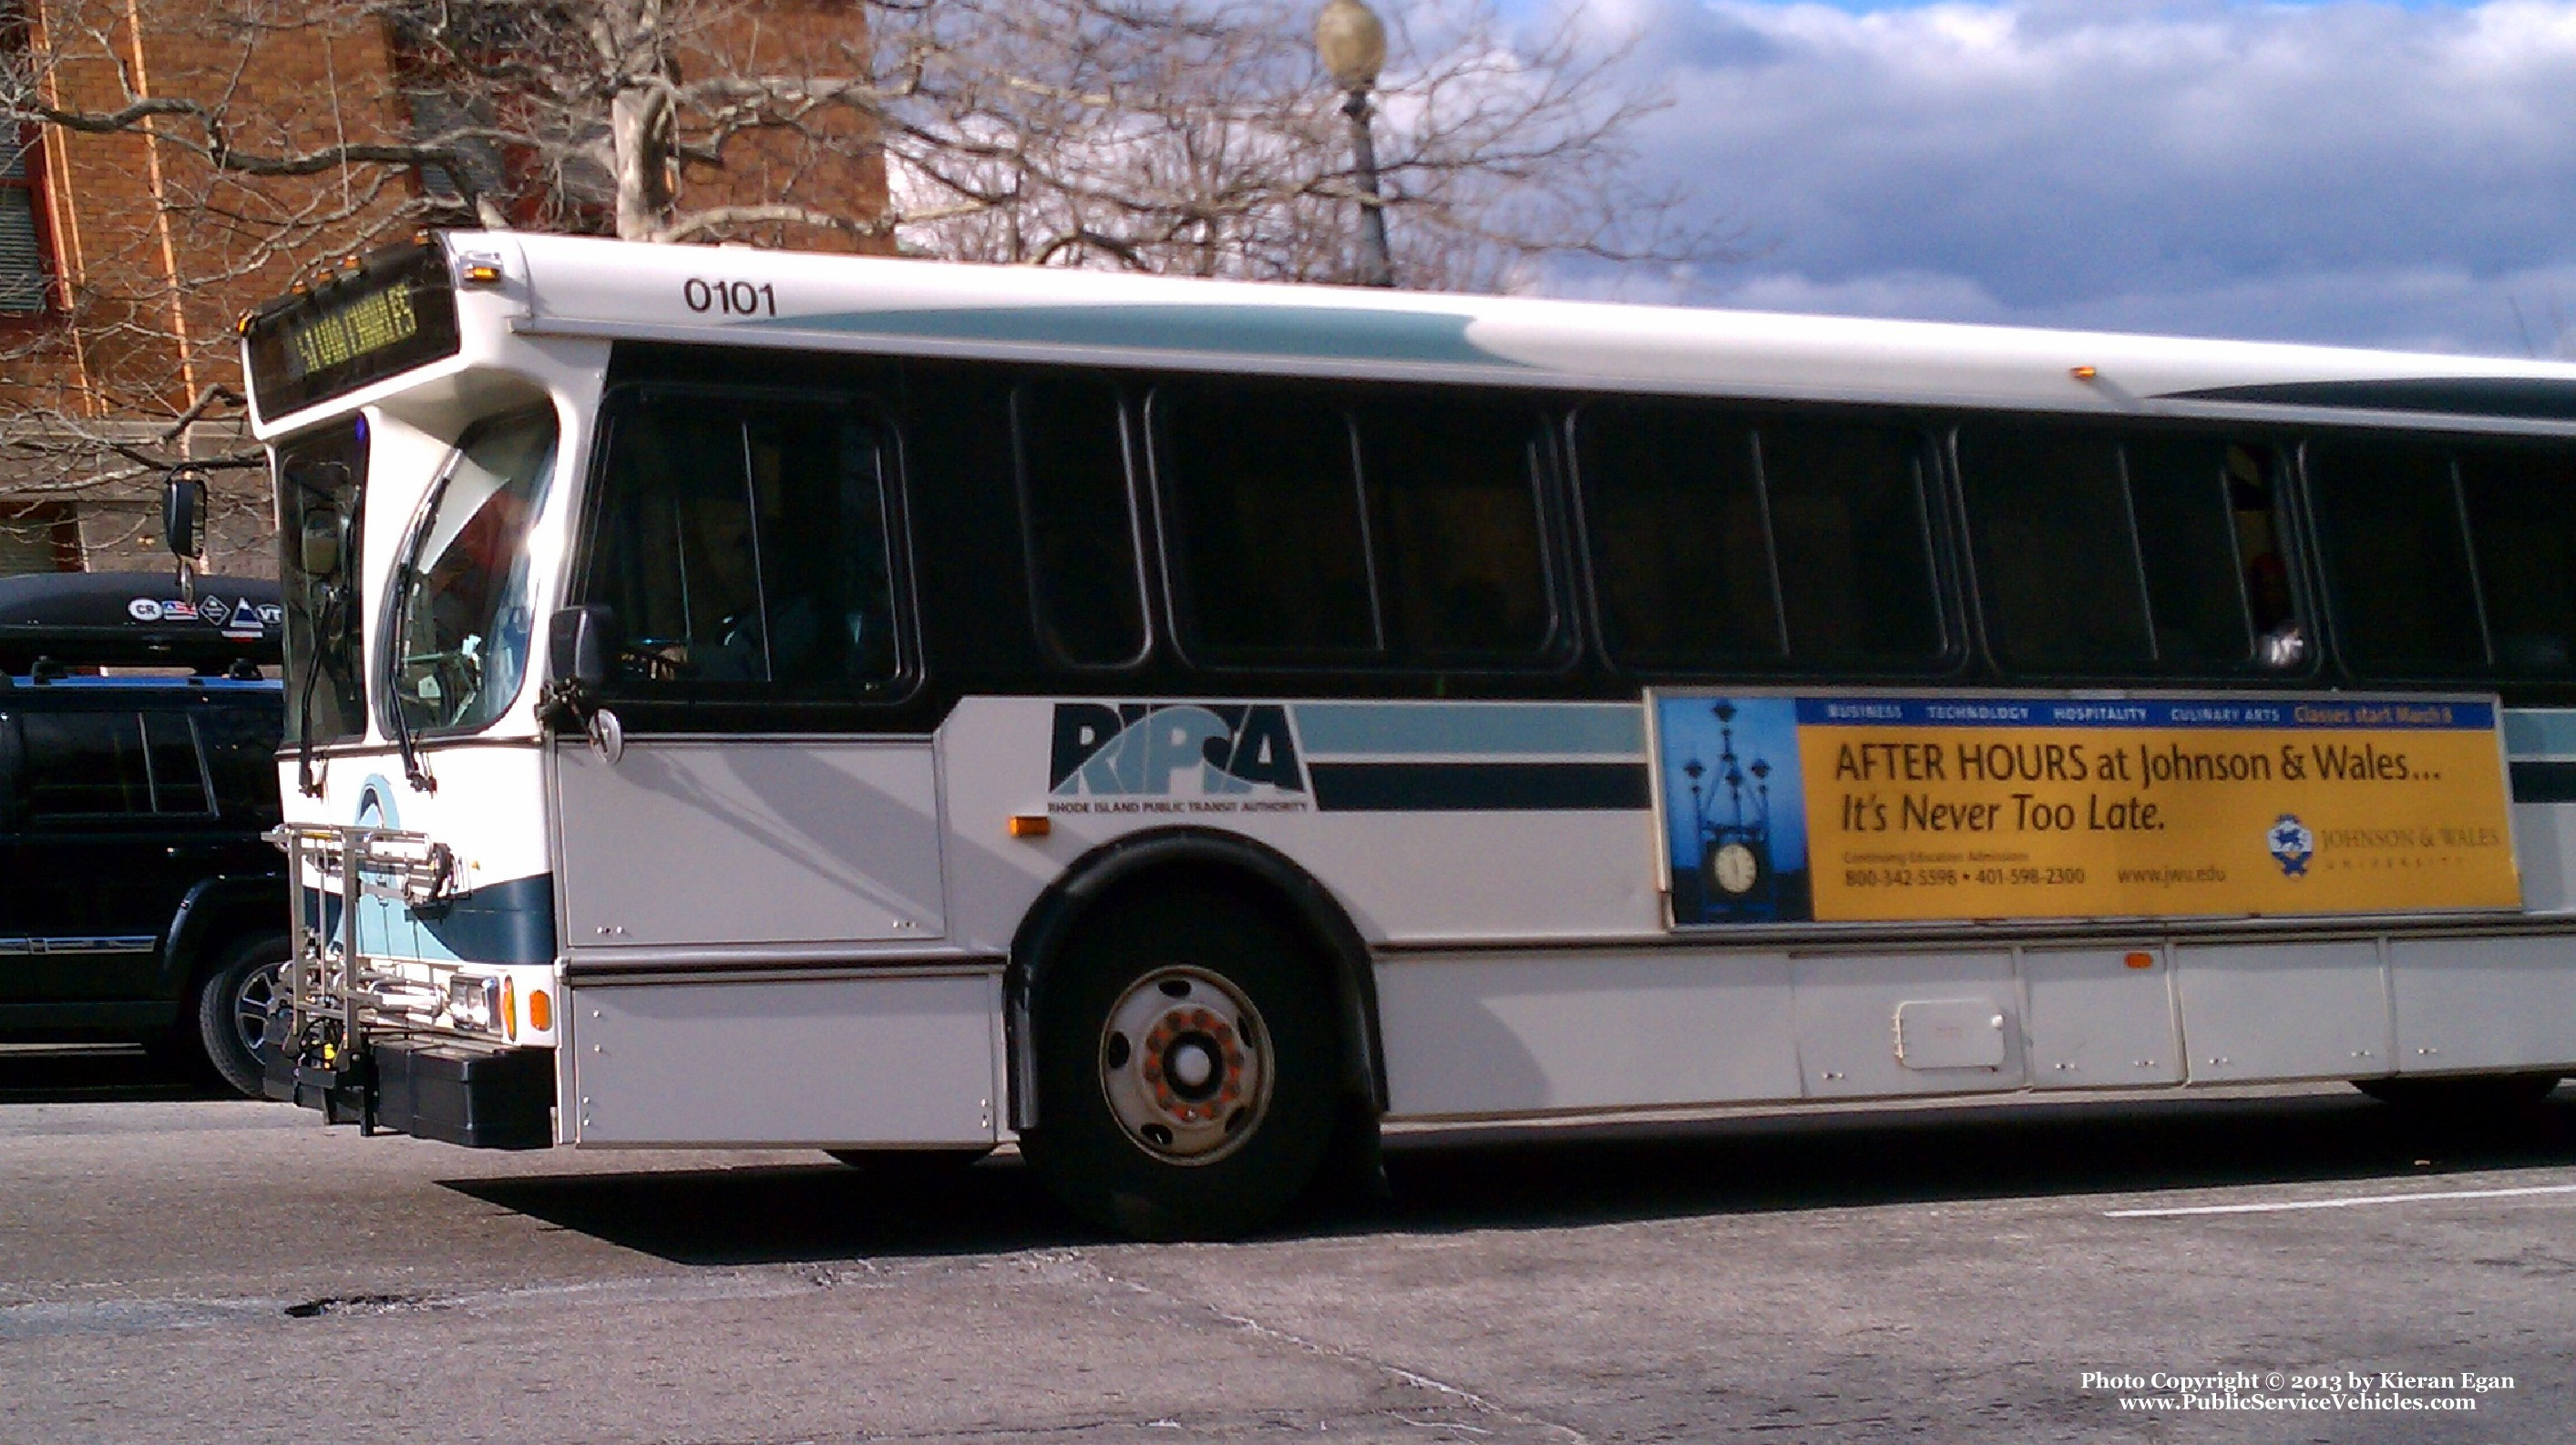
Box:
[1794, 697, 2496, 731]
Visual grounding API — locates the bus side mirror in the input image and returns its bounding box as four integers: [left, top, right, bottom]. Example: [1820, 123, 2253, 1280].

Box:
[549, 605, 615, 691]
[163, 466, 206, 561]
[543, 606, 621, 761]
[299, 511, 343, 578]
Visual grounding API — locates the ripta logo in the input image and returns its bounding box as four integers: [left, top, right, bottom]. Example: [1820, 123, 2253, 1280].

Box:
[1050, 703, 1305, 798]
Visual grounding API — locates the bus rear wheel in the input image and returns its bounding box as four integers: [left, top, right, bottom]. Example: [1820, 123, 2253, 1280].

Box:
[1022, 889, 1336, 1241]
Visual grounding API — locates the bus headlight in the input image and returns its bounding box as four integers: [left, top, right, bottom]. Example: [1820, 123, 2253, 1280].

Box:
[446, 975, 502, 1035]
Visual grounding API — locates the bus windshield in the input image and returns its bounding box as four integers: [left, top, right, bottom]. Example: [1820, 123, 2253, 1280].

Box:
[385, 408, 559, 733]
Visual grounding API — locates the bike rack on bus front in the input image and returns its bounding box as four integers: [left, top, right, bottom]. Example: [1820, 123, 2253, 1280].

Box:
[262, 823, 456, 1127]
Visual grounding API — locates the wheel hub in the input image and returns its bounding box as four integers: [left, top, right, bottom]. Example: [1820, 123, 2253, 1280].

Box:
[1100, 968, 1270, 1163]
[233, 960, 283, 1060]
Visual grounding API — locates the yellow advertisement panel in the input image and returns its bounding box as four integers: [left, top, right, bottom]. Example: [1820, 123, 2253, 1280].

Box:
[1654, 693, 2518, 926]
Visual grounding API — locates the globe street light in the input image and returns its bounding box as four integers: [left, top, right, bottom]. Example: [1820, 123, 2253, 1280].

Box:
[1314, 0, 1395, 287]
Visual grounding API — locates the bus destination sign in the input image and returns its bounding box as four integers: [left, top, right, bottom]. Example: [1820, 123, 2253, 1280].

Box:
[244, 241, 461, 423]
[289, 284, 418, 377]
[1652, 691, 2520, 927]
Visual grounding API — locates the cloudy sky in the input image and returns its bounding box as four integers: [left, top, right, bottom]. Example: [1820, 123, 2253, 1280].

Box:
[1496, 0, 2576, 356]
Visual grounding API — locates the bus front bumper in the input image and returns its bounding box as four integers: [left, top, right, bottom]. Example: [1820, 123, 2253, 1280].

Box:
[267, 1035, 555, 1149]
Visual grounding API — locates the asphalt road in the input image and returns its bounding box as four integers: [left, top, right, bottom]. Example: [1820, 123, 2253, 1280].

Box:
[5, 1046, 2574, 1444]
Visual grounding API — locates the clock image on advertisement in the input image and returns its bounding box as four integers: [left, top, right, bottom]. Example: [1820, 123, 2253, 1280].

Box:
[1708, 840, 1763, 897]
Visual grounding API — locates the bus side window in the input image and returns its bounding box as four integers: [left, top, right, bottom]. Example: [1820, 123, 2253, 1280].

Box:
[2123, 437, 2265, 667]
[1958, 423, 2154, 671]
[1956, 425, 2294, 675]
[589, 403, 766, 683]
[1013, 379, 1146, 668]
[1758, 418, 1944, 668]
[2306, 437, 2489, 677]
[274, 421, 367, 744]
[1359, 394, 1555, 660]
[744, 408, 898, 687]
[1153, 380, 1379, 661]
[1572, 399, 1782, 669]
[589, 396, 901, 691]
[2459, 443, 2576, 675]
[2222, 445, 2304, 664]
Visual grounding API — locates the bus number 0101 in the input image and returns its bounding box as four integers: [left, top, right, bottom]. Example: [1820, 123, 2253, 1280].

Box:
[682, 278, 777, 317]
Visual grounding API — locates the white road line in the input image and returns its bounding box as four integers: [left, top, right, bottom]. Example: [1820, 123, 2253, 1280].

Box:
[2107, 1183, 2576, 1218]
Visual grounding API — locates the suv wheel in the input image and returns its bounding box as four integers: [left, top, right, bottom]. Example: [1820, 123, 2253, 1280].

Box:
[192, 931, 289, 1099]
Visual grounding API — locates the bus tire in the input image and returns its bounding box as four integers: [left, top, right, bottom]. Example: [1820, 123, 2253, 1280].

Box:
[1022, 888, 1337, 1241]
[190, 930, 290, 1100]
[2354, 1072, 2562, 1112]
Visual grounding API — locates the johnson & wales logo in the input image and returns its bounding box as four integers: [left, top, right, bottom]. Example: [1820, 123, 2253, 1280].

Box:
[2266, 814, 2315, 877]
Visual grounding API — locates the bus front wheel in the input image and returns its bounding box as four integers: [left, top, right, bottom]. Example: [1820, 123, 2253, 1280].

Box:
[1023, 889, 1336, 1241]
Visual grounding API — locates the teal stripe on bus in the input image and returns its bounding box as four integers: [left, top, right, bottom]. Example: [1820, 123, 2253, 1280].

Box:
[748, 304, 1514, 369]
[2504, 710, 2576, 760]
[1292, 702, 1644, 758]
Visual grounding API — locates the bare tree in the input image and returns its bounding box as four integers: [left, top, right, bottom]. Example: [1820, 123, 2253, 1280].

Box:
[887, 0, 1719, 292]
[0, 0, 896, 564]
[0, 0, 1716, 565]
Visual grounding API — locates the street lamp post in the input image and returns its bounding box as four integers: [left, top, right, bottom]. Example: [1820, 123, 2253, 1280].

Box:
[1314, 0, 1395, 287]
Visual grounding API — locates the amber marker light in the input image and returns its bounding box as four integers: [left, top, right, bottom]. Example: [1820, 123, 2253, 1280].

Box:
[2071, 365, 2100, 381]
[528, 989, 553, 1033]
[502, 977, 518, 1041]
[1008, 814, 1052, 839]
[2125, 950, 2156, 969]
[460, 262, 503, 285]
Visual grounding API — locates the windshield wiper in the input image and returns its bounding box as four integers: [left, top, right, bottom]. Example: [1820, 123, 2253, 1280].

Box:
[386, 561, 435, 794]
[295, 581, 330, 798]
[295, 577, 361, 799]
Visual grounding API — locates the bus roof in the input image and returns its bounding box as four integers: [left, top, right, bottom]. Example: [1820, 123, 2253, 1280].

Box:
[485, 231, 2576, 425]
[245, 230, 2576, 435]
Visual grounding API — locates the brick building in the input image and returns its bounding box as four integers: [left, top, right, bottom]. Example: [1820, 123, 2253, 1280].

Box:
[0, 0, 886, 578]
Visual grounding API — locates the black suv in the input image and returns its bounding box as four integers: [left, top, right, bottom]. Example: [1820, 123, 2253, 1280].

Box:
[1, 571, 289, 1095]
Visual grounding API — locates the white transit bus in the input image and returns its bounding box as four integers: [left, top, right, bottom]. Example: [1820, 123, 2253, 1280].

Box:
[247, 231, 2576, 1238]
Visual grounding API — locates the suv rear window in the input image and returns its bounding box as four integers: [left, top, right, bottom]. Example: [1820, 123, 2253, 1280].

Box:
[21, 710, 224, 817]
